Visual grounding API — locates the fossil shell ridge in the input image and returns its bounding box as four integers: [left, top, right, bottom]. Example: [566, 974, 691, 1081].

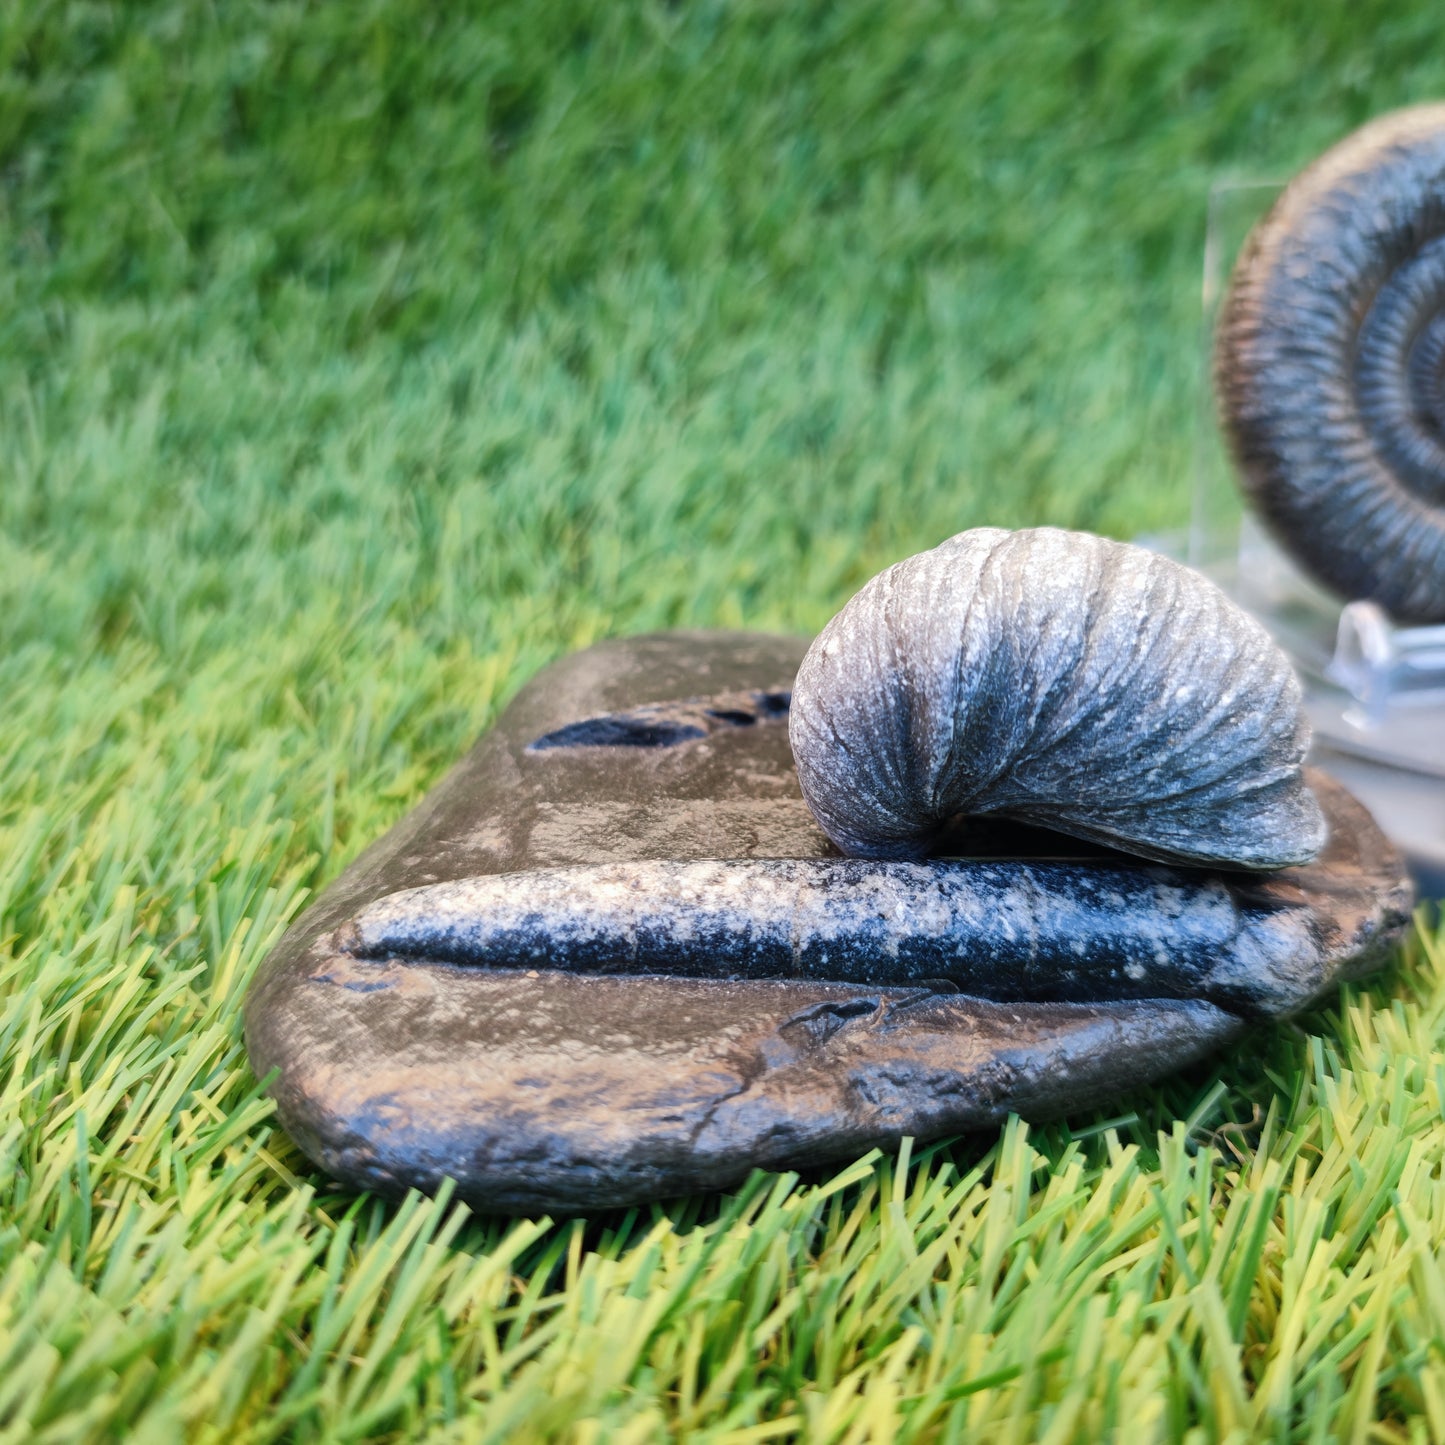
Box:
[1216, 104, 1445, 622]
[789, 527, 1326, 870]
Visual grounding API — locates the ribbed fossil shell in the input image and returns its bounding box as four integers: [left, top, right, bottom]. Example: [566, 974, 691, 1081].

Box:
[1216, 104, 1445, 622]
[788, 527, 1327, 870]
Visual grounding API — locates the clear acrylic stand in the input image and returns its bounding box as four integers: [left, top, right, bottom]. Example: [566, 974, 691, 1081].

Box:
[1147, 176, 1445, 895]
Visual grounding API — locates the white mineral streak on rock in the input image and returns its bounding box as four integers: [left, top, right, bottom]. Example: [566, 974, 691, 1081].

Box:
[342, 857, 1309, 1006]
[788, 527, 1327, 870]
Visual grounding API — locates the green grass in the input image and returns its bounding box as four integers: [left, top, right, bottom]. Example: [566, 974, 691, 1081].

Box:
[3, 1, 1445, 1438]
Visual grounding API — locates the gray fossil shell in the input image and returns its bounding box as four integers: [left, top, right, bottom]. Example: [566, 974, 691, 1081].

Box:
[1215, 104, 1445, 622]
[788, 527, 1327, 870]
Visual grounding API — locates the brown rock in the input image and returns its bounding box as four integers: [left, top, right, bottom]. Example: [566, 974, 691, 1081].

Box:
[244, 632, 1412, 1215]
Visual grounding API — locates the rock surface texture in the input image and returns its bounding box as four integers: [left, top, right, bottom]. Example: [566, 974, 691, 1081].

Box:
[789, 528, 1326, 870]
[1216, 104, 1445, 622]
[245, 632, 1412, 1215]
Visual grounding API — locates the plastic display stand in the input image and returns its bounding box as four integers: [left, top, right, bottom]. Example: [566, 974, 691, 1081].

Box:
[1145, 177, 1445, 899]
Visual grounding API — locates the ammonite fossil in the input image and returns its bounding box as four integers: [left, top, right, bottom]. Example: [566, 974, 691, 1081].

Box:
[1216, 104, 1445, 622]
[246, 535, 1409, 1214]
[789, 527, 1327, 870]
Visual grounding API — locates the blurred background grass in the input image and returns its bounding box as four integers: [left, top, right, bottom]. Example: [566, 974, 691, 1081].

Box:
[4, 2, 1445, 1440]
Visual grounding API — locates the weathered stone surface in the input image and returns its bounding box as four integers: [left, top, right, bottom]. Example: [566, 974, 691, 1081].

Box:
[790, 528, 1326, 870]
[245, 632, 1412, 1215]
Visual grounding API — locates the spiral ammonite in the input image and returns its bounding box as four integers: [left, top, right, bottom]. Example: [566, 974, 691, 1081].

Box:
[788, 528, 1326, 871]
[1216, 104, 1445, 622]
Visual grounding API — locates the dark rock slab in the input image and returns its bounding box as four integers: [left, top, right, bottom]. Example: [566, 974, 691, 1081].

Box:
[244, 632, 1413, 1215]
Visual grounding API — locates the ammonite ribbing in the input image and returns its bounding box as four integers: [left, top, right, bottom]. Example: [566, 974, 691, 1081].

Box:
[788, 527, 1326, 870]
[1216, 104, 1445, 621]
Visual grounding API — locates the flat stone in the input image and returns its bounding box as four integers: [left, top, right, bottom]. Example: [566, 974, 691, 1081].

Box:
[244, 632, 1413, 1215]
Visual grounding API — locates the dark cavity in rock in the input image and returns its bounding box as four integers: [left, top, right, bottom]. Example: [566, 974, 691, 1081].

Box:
[527, 688, 791, 751]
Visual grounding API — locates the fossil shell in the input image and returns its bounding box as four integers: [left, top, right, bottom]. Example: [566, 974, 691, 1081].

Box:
[1216, 104, 1445, 622]
[788, 527, 1327, 870]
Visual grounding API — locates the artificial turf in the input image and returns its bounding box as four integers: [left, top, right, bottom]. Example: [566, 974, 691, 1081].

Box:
[3, 1, 1445, 1439]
